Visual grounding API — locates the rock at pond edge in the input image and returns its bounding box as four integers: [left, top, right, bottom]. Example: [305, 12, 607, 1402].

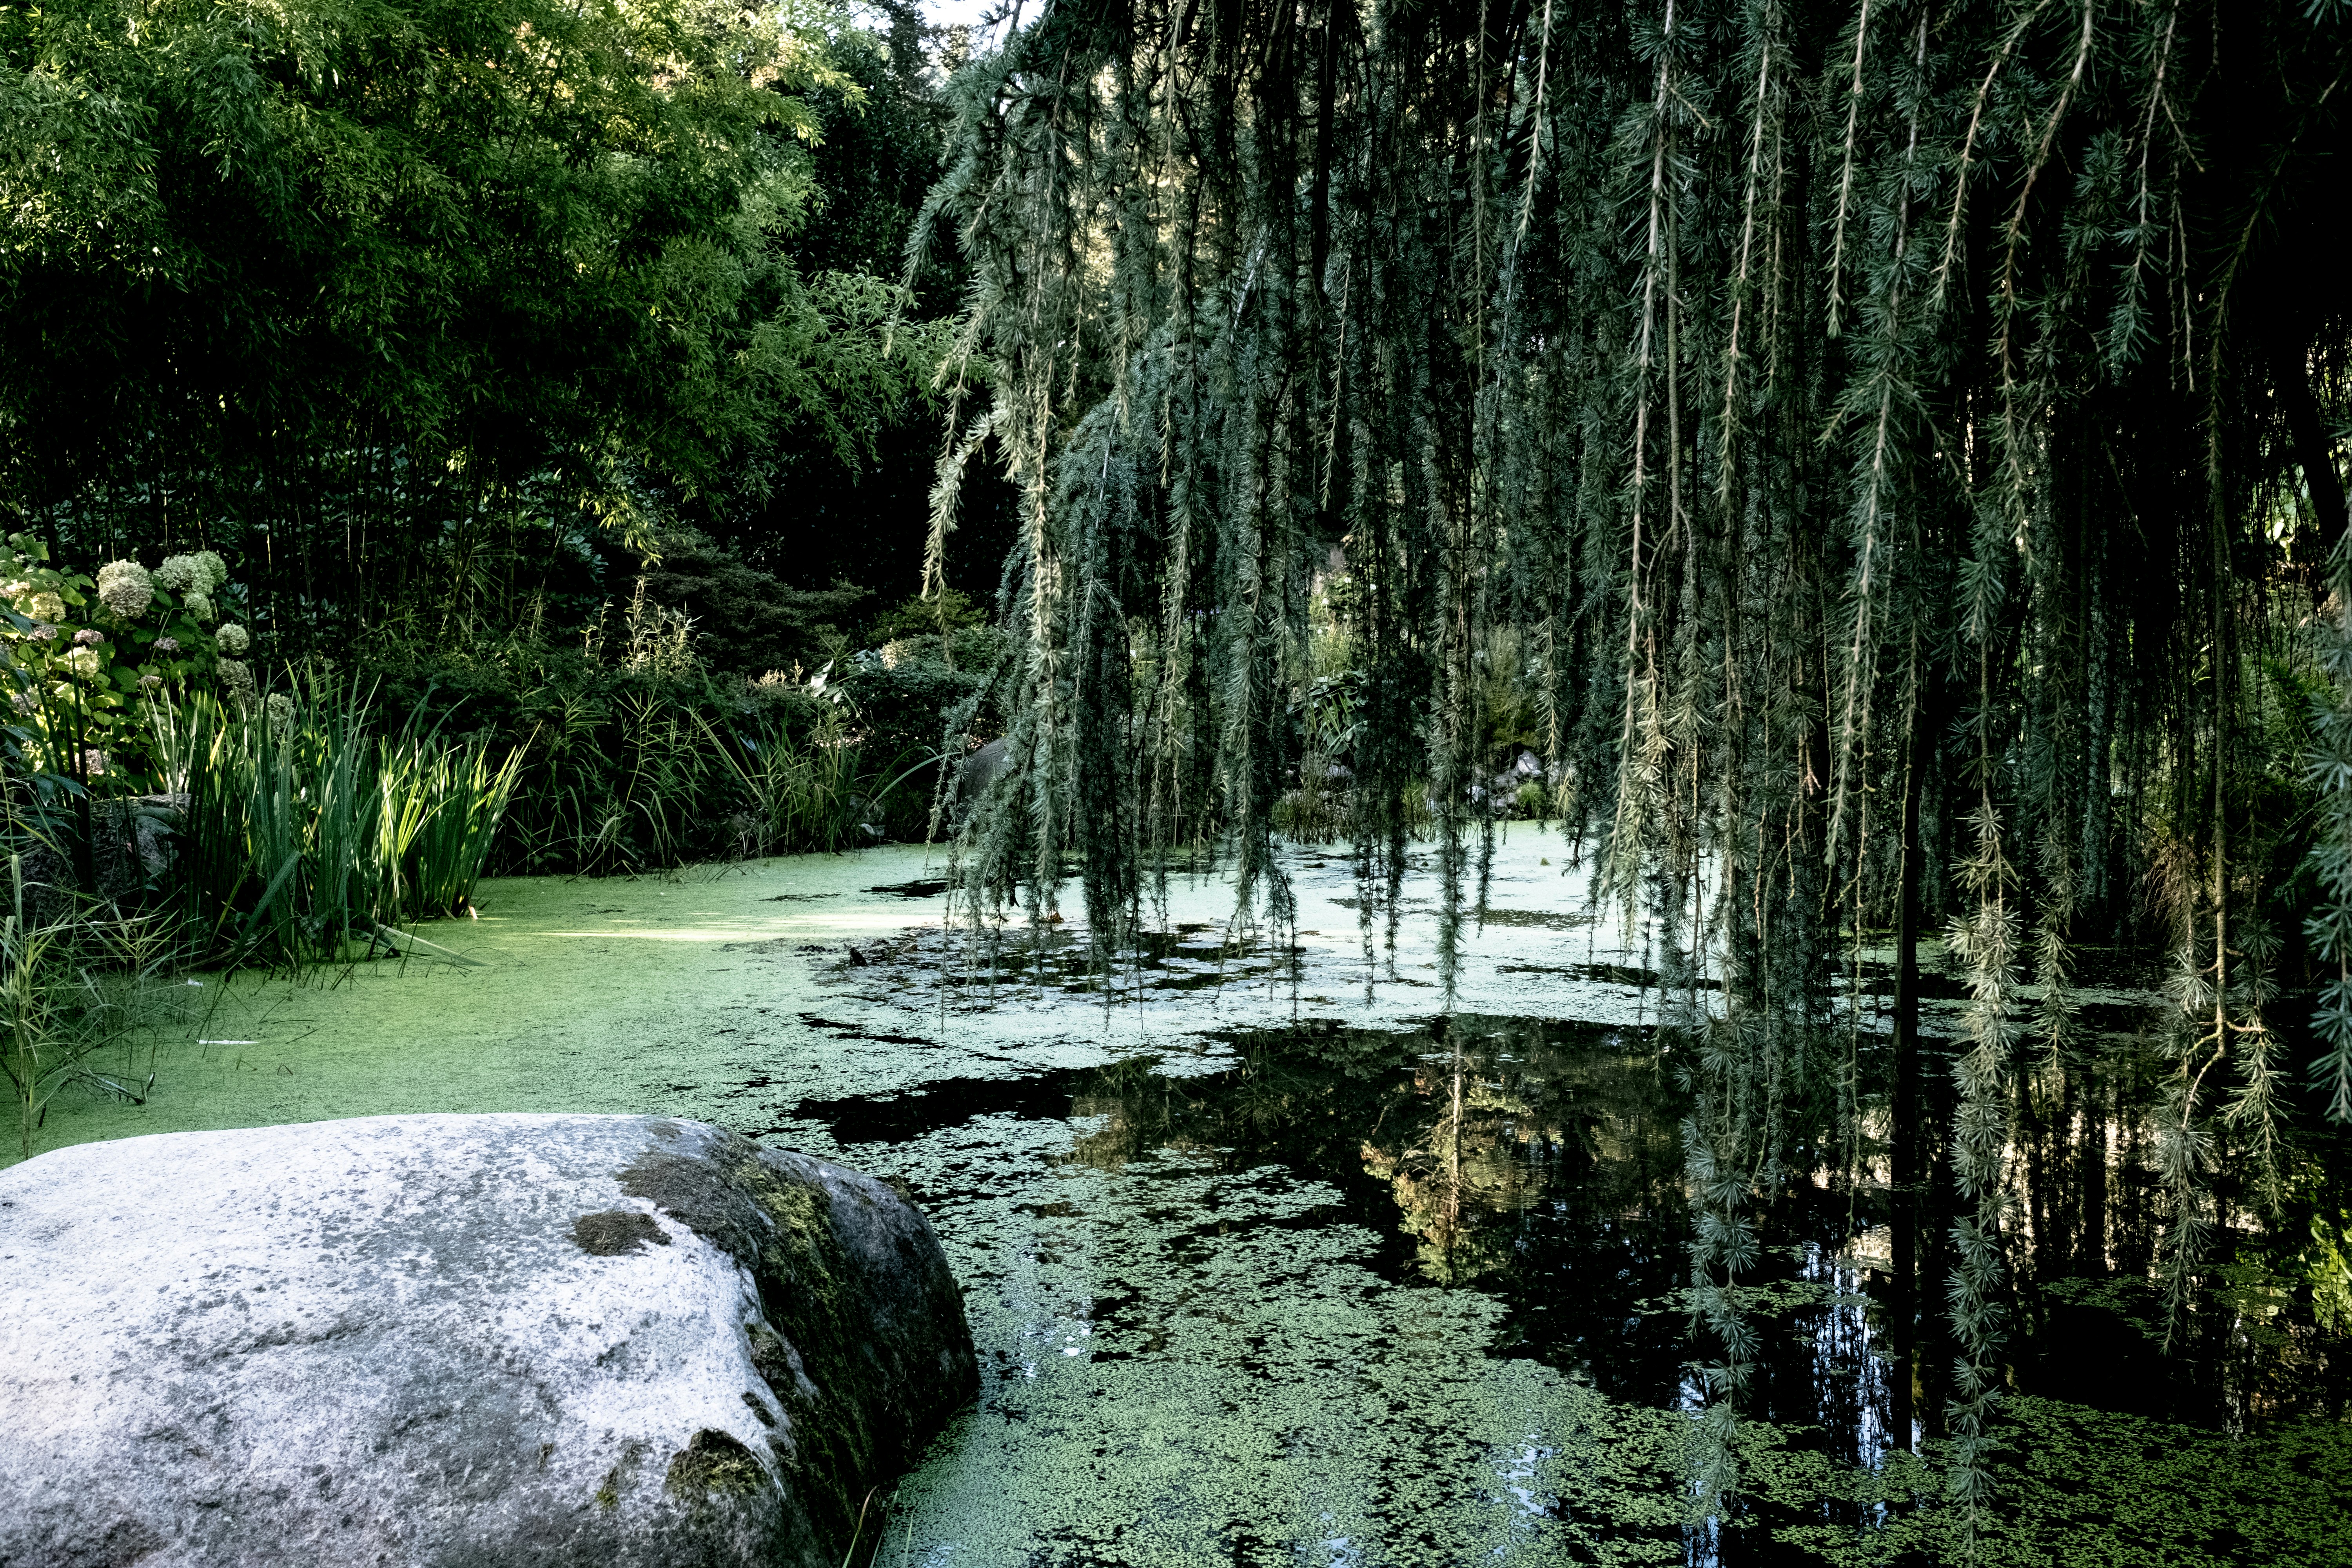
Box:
[0, 1112, 979, 1568]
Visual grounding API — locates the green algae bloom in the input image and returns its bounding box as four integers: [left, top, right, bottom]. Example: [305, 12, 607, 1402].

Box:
[15, 839, 2351, 1564]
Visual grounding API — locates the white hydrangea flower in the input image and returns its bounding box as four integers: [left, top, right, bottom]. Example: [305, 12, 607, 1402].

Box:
[218, 657, 256, 704]
[11, 690, 38, 715]
[27, 592, 64, 623]
[96, 560, 154, 620]
[62, 646, 102, 680]
[183, 589, 216, 624]
[215, 622, 250, 655]
[154, 556, 196, 593]
[264, 691, 294, 736]
[192, 550, 229, 593]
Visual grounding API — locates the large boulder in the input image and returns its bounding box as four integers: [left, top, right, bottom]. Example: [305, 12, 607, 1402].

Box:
[0, 1114, 978, 1568]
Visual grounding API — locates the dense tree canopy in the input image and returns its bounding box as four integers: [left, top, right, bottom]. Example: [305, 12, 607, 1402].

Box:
[917, 0, 2352, 1527]
[0, 0, 938, 640]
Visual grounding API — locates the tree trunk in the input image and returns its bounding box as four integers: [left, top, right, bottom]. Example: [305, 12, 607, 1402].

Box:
[2278, 336, 2348, 563]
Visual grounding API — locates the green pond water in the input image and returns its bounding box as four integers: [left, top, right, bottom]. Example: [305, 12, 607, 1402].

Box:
[22, 834, 2352, 1564]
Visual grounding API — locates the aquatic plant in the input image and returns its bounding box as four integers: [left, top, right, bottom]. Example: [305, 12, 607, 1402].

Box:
[350, 584, 970, 876]
[705, 707, 863, 857]
[166, 677, 525, 969]
[0, 857, 186, 1159]
[378, 729, 528, 919]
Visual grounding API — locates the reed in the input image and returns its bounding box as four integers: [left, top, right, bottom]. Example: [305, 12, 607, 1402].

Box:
[407, 733, 528, 918]
[0, 857, 185, 1158]
[706, 707, 862, 855]
[701, 706, 946, 857]
[165, 676, 525, 970]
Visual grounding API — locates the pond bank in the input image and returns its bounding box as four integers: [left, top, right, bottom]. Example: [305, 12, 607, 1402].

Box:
[20, 833, 2352, 1564]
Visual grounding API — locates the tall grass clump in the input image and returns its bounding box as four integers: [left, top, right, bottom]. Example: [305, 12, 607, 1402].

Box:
[161, 676, 526, 970]
[383, 731, 528, 918]
[0, 857, 186, 1158]
[707, 705, 862, 855]
[359, 584, 983, 873]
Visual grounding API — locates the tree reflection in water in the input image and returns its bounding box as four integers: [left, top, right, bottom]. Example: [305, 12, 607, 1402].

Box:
[1041, 1009, 2351, 1543]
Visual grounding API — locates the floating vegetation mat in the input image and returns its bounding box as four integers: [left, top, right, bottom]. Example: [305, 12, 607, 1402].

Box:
[18, 840, 2350, 1562]
[786, 1012, 2352, 1566]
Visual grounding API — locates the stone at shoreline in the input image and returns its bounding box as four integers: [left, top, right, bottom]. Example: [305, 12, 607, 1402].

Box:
[21, 792, 184, 918]
[951, 737, 1008, 818]
[0, 1114, 978, 1568]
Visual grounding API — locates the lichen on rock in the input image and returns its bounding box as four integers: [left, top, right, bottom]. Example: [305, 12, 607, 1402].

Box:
[0, 1113, 977, 1568]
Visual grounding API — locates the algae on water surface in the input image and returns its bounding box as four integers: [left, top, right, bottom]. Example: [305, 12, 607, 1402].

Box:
[16, 835, 2352, 1563]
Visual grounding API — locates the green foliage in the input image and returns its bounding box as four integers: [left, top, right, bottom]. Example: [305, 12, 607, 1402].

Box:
[359, 584, 689, 862]
[2305, 1209, 2352, 1336]
[0, 0, 946, 643]
[837, 656, 982, 769]
[167, 677, 522, 967]
[365, 628, 800, 876]
[353, 589, 983, 869]
[0, 862, 183, 1159]
[703, 705, 864, 855]
[786, 2, 962, 313]
[2308, 545, 2352, 1122]
[381, 730, 528, 920]
[867, 588, 991, 646]
[0, 533, 245, 794]
[635, 530, 872, 676]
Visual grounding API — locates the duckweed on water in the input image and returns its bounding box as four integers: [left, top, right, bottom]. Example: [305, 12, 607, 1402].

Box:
[879, 1114, 1691, 1566]
[17, 838, 2352, 1563]
[862, 1053, 2350, 1566]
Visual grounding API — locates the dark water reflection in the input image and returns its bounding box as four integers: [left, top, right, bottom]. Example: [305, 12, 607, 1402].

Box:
[1059, 1018, 1704, 1403]
[1095, 1016, 2352, 1432]
[795, 1010, 2352, 1561]
[1051, 1015, 1924, 1529]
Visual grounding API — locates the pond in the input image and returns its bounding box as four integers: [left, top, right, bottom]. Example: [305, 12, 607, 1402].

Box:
[24, 833, 2352, 1564]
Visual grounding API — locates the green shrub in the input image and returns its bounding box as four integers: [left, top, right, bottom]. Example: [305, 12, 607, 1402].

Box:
[382, 730, 528, 918]
[834, 636, 1004, 836]
[633, 531, 872, 676]
[0, 534, 1006, 893]
[0, 533, 249, 797]
[838, 658, 986, 769]
[865, 588, 991, 646]
[354, 600, 991, 870]
[357, 604, 819, 873]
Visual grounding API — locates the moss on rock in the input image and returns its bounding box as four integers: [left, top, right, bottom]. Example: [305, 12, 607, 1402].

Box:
[617, 1120, 976, 1558]
[665, 1429, 768, 1499]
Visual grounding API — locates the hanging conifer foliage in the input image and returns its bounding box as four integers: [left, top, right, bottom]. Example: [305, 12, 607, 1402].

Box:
[916, 0, 2351, 1528]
